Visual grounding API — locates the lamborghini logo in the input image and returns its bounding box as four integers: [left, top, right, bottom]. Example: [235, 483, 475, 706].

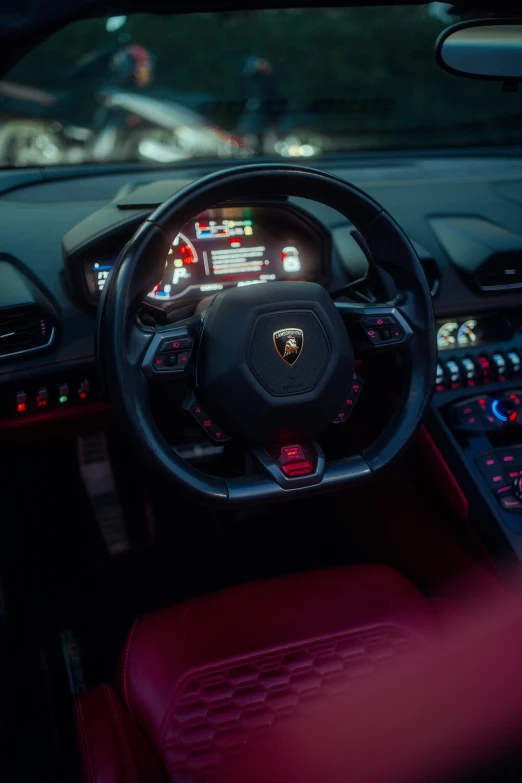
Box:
[273, 328, 304, 366]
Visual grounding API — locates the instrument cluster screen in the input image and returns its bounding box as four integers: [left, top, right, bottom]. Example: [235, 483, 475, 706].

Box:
[436, 317, 513, 351]
[84, 205, 325, 303]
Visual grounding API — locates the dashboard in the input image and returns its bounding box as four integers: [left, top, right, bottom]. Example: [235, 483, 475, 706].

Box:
[78, 204, 326, 306]
[2, 154, 522, 424]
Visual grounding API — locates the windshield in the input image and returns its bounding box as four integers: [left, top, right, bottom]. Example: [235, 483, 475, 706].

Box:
[0, 5, 520, 168]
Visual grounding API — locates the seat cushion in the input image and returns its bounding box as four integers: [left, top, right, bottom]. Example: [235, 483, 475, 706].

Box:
[76, 565, 434, 782]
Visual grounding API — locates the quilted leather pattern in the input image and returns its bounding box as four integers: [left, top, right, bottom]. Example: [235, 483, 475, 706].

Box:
[162, 624, 418, 781]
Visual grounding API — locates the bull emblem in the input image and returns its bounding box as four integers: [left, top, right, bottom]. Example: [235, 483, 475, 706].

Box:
[273, 328, 304, 366]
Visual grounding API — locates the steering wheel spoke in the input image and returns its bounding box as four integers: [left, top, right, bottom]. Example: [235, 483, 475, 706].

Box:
[334, 301, 414, 356]
[141, 315, 201, 381]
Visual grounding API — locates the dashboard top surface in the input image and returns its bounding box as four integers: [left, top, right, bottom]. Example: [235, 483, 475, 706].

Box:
[1, 153, 522, 381]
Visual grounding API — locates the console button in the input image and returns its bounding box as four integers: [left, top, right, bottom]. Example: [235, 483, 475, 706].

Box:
[281, 461, 314, 477]
[332, 374, 363, 423]
[365, 328, 381, 344]
[78, 379, 90, 400]
[475, 452, 507, 489]
[166, 354, 178, 367]
[443, 359, 462, 389]
[477, 355, 492, 383]
[36, 387, 48, 408]
[153, 355, 169, 370]
[362, 315, 396, 328]
[435, 362, 446, 392]
[497, 448, 522, 472]
[460, 357, 477, 386]
[16, 391, 27, 413]
[507, 350, 521, 376]
[160, 337, 193, 353]
[390, 325, 405, 342]
[500, 492, 522, 511]
[189, 401, 229, 443]
[491, 353, 507, 381]
[280, 445, 307, 463]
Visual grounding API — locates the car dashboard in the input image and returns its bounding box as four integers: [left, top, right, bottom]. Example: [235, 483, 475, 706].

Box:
[1, 154, 522, 484]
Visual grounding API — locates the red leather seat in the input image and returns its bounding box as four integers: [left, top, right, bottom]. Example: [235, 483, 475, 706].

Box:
[74, 565, 434, 782]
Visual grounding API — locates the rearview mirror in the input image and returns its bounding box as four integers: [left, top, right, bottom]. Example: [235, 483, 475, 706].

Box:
[436, 20, 522, 83]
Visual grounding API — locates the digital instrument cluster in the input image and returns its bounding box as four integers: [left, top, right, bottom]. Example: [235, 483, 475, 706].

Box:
[84, 205, 325, 304]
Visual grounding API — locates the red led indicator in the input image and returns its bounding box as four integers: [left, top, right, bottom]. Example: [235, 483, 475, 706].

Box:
[463, 408, 472, 414]
[37, 400, 47, 408]
[510, 412, 517, 421]
[17, 403, 26, 413]
[195, 407, 201, 414]
[181, 355, 188, 362]
[493, 475, 502, 482]
[203, 420, 212, 427]
[155, 359, 162, 366]
[510, 472, 519, 478]
[215, 432, 222, 438]
[468, 417, 476, 423]
[79, 392, 87, 400]
[346, 399, 353, 406]
[486, 459, 495, 465]
[172, 341, 180, 349]
[479, 399, 486, 405]
[504, 456, 514, 462]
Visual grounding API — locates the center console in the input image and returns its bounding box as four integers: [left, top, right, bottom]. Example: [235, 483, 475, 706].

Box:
[429, 309, 522, 557]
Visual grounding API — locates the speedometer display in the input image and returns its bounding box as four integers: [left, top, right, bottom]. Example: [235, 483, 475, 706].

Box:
[145, 205, 322, 302]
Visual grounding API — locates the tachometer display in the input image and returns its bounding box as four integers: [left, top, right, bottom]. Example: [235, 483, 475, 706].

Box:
[457, 319, 478, 347]
[437, 321, 459, 351]
[149, 233, 198, 299]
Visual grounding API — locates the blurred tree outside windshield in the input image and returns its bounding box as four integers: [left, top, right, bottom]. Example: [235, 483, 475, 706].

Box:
[0, 4, 520, 167]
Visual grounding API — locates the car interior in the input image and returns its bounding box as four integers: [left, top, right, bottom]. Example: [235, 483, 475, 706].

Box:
[2, 1, 522, 781]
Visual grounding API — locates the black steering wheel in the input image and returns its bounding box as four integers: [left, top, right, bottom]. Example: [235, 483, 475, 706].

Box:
[97, 164, 436, 506]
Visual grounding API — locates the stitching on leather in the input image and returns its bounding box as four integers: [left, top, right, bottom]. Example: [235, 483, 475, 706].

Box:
[74, 699, 95, 783]
[157, 603, 194, 747]
[123, 617, 141, 718]
[105, 685, 139, 783]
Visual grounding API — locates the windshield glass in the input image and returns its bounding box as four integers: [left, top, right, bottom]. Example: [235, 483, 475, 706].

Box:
[0, 5, 520, 168]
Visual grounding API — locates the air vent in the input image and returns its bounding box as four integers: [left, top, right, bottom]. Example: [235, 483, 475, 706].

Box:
[430, 217, 522, 294]
[0, 305, 54, 359]
[475, 250, 522, 291]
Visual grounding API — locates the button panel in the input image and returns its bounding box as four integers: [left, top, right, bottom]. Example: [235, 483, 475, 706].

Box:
[332, 373, 364, 424]
[1, 370, 100, 421]
[153, 336, 193, 373]
[361, 314, 405, 346]
[435, 348, 521, 391]
[189, 401, 229, 444]
[475, 447, 522, 512]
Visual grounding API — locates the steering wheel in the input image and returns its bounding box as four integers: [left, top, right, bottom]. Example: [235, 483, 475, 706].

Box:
[97, 164, 435, 506]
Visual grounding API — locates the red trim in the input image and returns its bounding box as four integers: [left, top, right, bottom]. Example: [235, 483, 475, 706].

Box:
[416, 426, 469, 521]
[0, 401, 113, 430]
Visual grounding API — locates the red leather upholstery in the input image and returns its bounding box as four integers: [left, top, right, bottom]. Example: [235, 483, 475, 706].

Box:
[75, 565, 434, 782]
[74, 684, 164, 783]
